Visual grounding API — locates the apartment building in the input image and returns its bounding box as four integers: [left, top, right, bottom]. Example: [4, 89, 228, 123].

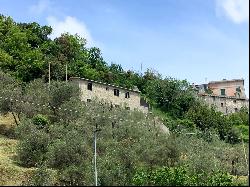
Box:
[208, 79, 246, 98]
[194, 79, 249, 114]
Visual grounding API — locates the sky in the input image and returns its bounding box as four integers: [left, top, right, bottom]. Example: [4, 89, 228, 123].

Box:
[0, 0, 249, 97]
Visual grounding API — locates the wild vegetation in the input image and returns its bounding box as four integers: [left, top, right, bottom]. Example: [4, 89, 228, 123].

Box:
[0, 14, 249, 186]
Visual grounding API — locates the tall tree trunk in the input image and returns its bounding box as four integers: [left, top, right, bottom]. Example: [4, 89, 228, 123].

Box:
[11, 111, 19, 126]
[17, 112, 21, 122]
[10, 101, 19, 126]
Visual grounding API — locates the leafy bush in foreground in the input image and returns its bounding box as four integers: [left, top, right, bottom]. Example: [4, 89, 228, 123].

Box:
[132, 166, 233, 186]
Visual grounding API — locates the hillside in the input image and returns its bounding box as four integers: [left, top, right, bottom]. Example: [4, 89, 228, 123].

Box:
[0, 114, 34, 185]
[0, 14, 249, 186]
[0, 112, 248, 186]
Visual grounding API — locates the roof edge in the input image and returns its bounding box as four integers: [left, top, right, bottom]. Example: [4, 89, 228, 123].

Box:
[69, 77, 141, 93]
[198, 93, 249, 100]
[208, 79, 244, 84]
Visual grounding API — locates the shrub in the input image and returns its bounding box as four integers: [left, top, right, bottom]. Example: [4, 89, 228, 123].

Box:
[132, 166, 234, 186]
[185, 102, 241, 143]
[235, 125, 249, 142]
[26, 165, 58, 186]
[58, 165, 92, 186]
[168, 118, 196, 133]
[17, 129, 50, 167]
[225, 127, 241, 144]
[207, 170, 233, 186]
[32, 114, 49, 129]
[132, 166, 191, 186]
[45, 130, 91, 169]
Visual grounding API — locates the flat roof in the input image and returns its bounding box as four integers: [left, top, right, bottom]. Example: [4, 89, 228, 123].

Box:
[208, 79, 244, 84]
[69, 77, 141, 93]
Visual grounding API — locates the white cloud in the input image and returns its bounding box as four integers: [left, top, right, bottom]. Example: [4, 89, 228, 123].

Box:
[216, 0, 249, 24]
[29, 1, 98, 47]
[29, 0, 52, 15]
[47, 16, 94, 46]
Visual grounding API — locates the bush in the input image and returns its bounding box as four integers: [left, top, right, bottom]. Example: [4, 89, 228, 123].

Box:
[132, 166, 234, 186]
[185, 101, 241, 143]
[132, 166, 192, 186]
[26, 165, 58, 186]
[228, 107, 249, 126]
[225, 127, 241, 144]
[17, 129, 50, 167]
[58, 165, 92, 186]
[49, 81, 80, 109]
[235, 125, 249, 142]
[232, 176, 248, 186]
[167, 118, 196, 133]
[45, 130, 91, 169]
[207, 170, 233, 186]
[33, 114, 49, 129]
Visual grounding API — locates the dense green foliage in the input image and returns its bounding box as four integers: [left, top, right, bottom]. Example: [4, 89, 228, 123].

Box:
[132, 166, 234, 186]
[0, 14, 144, 89]
[10, 79, 179, 185]
[0, 14, 249, 186]
[145, 77, 196, 118]
[185, 101, 236, 143]
[0, 74, 248, 185]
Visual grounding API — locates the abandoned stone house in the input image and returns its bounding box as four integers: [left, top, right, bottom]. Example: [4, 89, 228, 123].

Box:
[198, 93, 249, 114]
[194, 79, 249, 114]
[69, 77, 149, 113]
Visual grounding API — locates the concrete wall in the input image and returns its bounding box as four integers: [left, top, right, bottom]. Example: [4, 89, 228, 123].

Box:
[199, 94, 249, 114]
[69, 77, 148, 113]
[208, 79, 246, 98]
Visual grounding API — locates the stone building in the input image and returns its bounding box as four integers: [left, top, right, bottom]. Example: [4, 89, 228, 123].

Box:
[198, 93, 249, 114]
[69, 77, 149, 113]
[194, 79, 249, 114]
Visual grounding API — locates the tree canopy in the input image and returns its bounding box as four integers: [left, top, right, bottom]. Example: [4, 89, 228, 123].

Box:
[0, 14, 249, 186]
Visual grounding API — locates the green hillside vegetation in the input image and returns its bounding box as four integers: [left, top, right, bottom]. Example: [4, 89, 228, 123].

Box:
[0, 114, 34, 186]
[0, 14, 249, 186]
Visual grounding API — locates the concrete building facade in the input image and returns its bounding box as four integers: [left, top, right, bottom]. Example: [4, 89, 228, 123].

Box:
[194, 79, 249, 114]
[208, 79, 246, 98]
[69, 77, 149, 113]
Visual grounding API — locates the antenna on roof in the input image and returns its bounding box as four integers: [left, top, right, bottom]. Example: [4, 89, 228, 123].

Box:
[205, 77, 207, 83]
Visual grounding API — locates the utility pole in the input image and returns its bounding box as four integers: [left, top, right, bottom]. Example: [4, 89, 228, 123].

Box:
[93, 124, 101, 186]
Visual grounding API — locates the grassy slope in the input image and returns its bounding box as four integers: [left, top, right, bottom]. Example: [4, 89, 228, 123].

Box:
[0, 113, 248, 186]
[0, 114, 34, 186]
[150, 107, 248, 185]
